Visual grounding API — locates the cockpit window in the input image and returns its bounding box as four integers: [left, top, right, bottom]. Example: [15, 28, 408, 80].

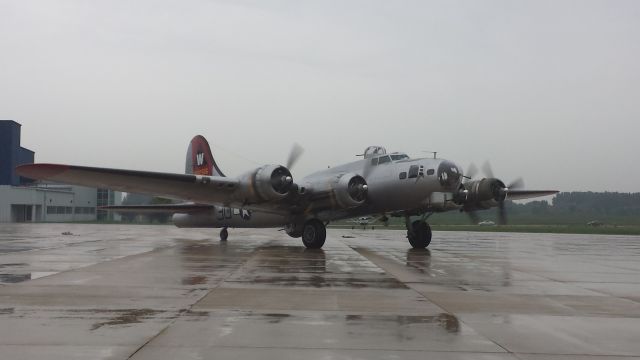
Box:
[390, 154, 409, 161]
[370, 158, 378, 166]
[377, 155, 391, 164]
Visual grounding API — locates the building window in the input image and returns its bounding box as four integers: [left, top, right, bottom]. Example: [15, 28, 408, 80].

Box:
[97, 189, 109, 207]
[74, 207, 95, 214]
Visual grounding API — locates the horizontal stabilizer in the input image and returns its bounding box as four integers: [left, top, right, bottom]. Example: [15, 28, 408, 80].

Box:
[101, 203, 214, 214]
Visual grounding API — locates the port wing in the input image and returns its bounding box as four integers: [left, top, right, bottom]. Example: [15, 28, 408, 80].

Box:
[16, 164, 239, 204]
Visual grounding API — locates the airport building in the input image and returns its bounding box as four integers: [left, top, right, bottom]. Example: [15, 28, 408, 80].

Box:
[0, 120, 121, 223]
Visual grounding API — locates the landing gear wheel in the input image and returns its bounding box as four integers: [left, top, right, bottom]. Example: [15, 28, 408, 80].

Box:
[407, 220, 431, 249]
[220, 227, 228, 241]
[301, 219, 326, 249]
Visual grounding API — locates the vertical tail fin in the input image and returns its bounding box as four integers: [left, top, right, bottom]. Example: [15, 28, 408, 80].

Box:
[185, 135, 225, 177]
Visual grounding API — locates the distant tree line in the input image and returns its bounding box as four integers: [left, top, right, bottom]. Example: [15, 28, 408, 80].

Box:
[431, 192, 640, 226]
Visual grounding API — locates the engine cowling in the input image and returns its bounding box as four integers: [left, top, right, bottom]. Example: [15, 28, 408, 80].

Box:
[333, 173, 368, 209]
[454, 178, 506, 211]
[252, 165, 294, 201]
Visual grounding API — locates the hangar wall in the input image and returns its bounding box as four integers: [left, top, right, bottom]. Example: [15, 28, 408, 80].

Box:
[0, 120, 121, 223]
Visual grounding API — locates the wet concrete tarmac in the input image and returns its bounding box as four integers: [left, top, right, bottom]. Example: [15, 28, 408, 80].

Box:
[1, 224, 640, 359]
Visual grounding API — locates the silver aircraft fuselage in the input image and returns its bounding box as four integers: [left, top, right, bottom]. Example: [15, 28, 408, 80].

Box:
[173, 154, 463, 229]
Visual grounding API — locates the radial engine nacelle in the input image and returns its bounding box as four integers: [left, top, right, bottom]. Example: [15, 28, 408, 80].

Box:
[303, 172, 369, 210]
[334, 173, 369, 208]
[454, 178, 507, 211]
[236, 165, 295, 203]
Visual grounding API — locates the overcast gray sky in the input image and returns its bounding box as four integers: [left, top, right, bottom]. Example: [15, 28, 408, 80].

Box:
[1, 0, 638, 193]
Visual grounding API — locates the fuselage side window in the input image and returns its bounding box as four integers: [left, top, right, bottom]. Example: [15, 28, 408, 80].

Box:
[399, 172, 407, 180]
[408, 165, 419, 178]
[427, 169, 435, 176]
[371, 158, 378, 166]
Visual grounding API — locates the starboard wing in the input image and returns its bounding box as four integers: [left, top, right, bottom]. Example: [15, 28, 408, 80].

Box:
[506, 190, 558, 201]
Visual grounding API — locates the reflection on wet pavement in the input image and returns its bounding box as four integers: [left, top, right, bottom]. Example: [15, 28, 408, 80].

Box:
[0, 224, 640, 359]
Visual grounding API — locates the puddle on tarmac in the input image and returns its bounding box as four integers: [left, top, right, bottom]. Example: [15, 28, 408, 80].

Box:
[344, 313, 460, 333]
[182, 275, 208, 285]
[236, 312, 461, 335]
[0, 271, 59, 283]
[263, 313, 291, 323]
[0, 263, 28, 269]
[238, 275, 407, 289]
[0, 274, 31, 283]
[89, 309, 165, 331]
[0, 247, 34, 254]
[0, 308, 15, 315]
[405, 249, 432, 272]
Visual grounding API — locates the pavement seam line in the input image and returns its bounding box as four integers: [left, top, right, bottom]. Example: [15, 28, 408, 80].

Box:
[127, 242, 263, 358]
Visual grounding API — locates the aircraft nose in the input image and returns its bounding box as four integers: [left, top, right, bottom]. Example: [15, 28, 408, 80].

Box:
[437, 160, 463, 190]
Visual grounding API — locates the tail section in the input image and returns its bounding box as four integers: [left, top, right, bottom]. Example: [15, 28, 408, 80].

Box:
[185, 135, 225, 177]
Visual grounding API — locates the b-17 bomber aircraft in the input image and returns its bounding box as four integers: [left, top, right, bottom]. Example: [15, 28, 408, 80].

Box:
[17, 136, 557, 249]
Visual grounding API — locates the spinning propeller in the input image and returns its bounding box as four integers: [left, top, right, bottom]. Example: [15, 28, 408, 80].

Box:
[286, 143, 305, 170]
[461, 161, 526, 225]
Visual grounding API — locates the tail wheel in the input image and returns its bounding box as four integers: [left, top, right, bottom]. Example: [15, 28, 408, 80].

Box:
[220, 227, 228, 241]
[302, 219, 326, 249]
[407, 220, 431, 249]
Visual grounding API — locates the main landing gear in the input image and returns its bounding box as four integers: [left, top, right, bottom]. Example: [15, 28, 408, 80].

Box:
[219, 227, 228, 241]
[285, 219, 327, 249]
[406, 218, 432, 249]
[301, 219, 326, 249]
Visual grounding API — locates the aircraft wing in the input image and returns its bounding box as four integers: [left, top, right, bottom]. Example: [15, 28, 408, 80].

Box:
[16, 164, 240, 205]
[101, 203, 214, 213]
[507, 190, 558, 201]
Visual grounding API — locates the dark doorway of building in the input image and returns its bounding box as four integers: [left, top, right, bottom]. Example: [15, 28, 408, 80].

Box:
[11, 205, 33, 222]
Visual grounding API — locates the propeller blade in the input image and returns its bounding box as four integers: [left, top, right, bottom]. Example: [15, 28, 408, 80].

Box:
[466, 163, 478, 180]
[467, 210, 480, 224]
[498, 201, 507, 225]
[286, 143, 304, 169]
[362, 158, 374, 178]
[508, 177, 524, 190]
[481, 161, 494, 178]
